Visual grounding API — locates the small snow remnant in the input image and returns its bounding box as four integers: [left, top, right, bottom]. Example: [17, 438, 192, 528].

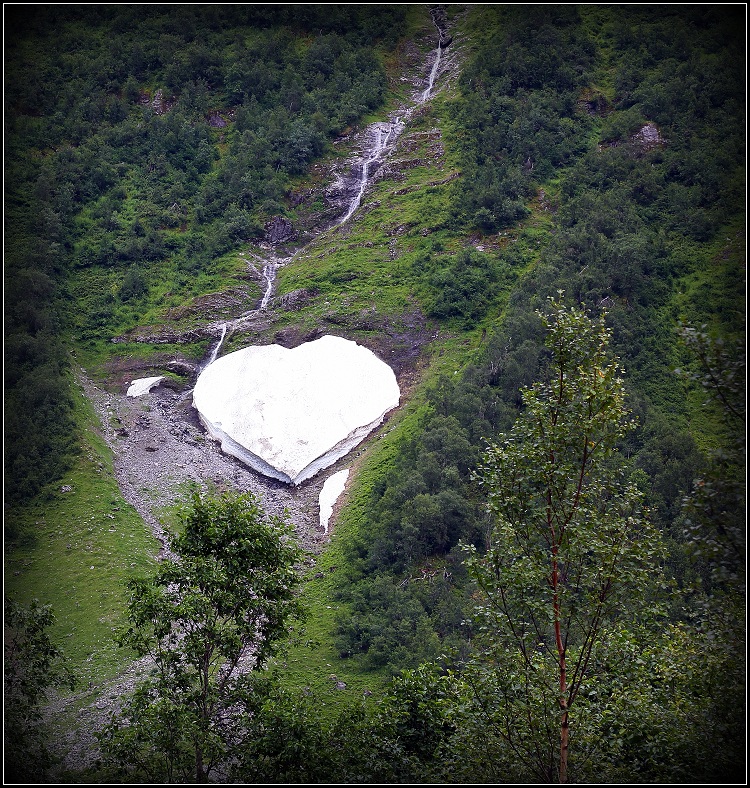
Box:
[319, 469, 350, 533]
[126, 377, 164, 397]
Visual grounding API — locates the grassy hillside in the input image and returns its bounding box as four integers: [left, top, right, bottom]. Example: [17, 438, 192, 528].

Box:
[4, 4, 744, 781]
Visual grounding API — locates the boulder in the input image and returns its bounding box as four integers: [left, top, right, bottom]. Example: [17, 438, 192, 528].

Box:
[264, 216, 295, 245]
[166, 359, 197, 376]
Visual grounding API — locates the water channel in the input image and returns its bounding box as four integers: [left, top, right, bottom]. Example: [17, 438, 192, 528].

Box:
[204, 25, 448, 366]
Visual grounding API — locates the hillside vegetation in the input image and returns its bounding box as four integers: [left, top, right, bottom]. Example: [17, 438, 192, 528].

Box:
[4, 4, 744, 783]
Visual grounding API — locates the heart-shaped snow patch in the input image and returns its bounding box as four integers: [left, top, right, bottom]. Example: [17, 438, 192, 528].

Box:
[192, 335, 400, 485]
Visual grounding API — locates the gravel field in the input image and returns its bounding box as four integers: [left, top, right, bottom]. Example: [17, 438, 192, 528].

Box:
[80, 369, 336, 557]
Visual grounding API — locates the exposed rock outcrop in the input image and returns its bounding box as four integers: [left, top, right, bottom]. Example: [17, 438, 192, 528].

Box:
[430, 5, 451, 48]
[166, 359, 198, 376]
[278, 288, 318, 311]
[632, 122, 665, 151]
[264, 216, 295, 245]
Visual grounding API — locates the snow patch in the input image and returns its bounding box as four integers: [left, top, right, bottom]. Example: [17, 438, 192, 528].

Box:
[319, 469, 350, 533]
[192, 336, 400, 485]
[126, 376, 165, 397]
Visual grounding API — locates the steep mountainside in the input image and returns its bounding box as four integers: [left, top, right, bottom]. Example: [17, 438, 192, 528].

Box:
[4, 4, 744, 782]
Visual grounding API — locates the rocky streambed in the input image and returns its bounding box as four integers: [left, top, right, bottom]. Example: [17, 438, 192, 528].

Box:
[79, 369, 337, 557]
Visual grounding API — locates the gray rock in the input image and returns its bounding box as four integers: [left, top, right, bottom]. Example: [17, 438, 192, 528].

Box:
[279, 288, 317, 311]
[632, 122, 665, 150]
[264, 216, 295, 245]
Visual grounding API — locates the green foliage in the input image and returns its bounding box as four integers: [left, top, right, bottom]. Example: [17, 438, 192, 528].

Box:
[98, 491, 304, 783]
[335, 572, 444, 673]
[449, 5, 595, 232]
[423, 247, 505, 326]
[118, 265, 148, 301]
[3, 4, 744, 780]
[227, 662, 461, 784]
[577, 622, 745, 782]
[4, 597, 76, 782]
[4, 4, 403, 507]
[672, 326, 745, 780]
[464, 299, 668, 782]
[328, 7, 744, 716]
[4, 174, 79, 506]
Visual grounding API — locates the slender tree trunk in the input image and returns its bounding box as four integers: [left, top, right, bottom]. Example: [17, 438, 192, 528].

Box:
[196, 745, 205, 783]
[552, 547, 569, 783]
[196, 656, 210, 782]
[559, 699, 569, 783]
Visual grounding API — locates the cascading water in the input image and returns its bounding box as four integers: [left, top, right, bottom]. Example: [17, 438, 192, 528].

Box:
[243, 118, 405, 318]
[201, 21, 449, 368]
[260, 260, 280, 309]
[421, 44, 443, 102]
[341, 122, 395, 224]
[206, 322, 227, 367]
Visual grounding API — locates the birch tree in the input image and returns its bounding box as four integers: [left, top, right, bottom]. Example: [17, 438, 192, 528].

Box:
[463, 298, 666, 783]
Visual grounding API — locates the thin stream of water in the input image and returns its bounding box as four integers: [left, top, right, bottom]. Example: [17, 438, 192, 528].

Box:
[260, 261, 280, 309]
[206, 323, 226, 366]
[421, 44, 443, 101]
[205, 33, 447, 366]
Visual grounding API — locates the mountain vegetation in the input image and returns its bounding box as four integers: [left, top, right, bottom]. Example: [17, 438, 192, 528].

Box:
[4, 3, 744, 783]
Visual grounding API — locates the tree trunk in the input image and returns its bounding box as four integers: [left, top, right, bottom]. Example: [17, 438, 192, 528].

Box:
[559, 700, 569, 783]
[196, 745, 206, 783]
[553, 547, 569, 783]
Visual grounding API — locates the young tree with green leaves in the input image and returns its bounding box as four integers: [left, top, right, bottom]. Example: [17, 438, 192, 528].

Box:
[4, 597, 76, 781]
[463, 297, 666, 783]
[98, 491, 304, 783]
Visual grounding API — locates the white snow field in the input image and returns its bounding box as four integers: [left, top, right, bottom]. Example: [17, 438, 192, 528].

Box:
[192, 335, 400, 484]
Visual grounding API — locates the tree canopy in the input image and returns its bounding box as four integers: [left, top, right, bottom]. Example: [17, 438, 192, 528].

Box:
[98, 491, 304, 783]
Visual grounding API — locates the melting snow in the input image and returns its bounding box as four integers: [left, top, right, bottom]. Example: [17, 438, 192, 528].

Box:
[319, 469, 350, 533]
[126, 376, 164, 397]
[192, 336, 399, 485]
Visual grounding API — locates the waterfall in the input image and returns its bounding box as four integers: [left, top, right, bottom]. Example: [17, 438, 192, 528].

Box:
[340, 123, 393, 224]
[260, 261, 279, 309]
[207, 323, 227, 366]
[197, 24, 447, 345]
[421, 44, 443, 102]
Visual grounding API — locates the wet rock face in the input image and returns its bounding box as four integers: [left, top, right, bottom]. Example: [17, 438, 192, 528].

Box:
[192, 335, 400, 485]
[264, 216, 295, 244]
